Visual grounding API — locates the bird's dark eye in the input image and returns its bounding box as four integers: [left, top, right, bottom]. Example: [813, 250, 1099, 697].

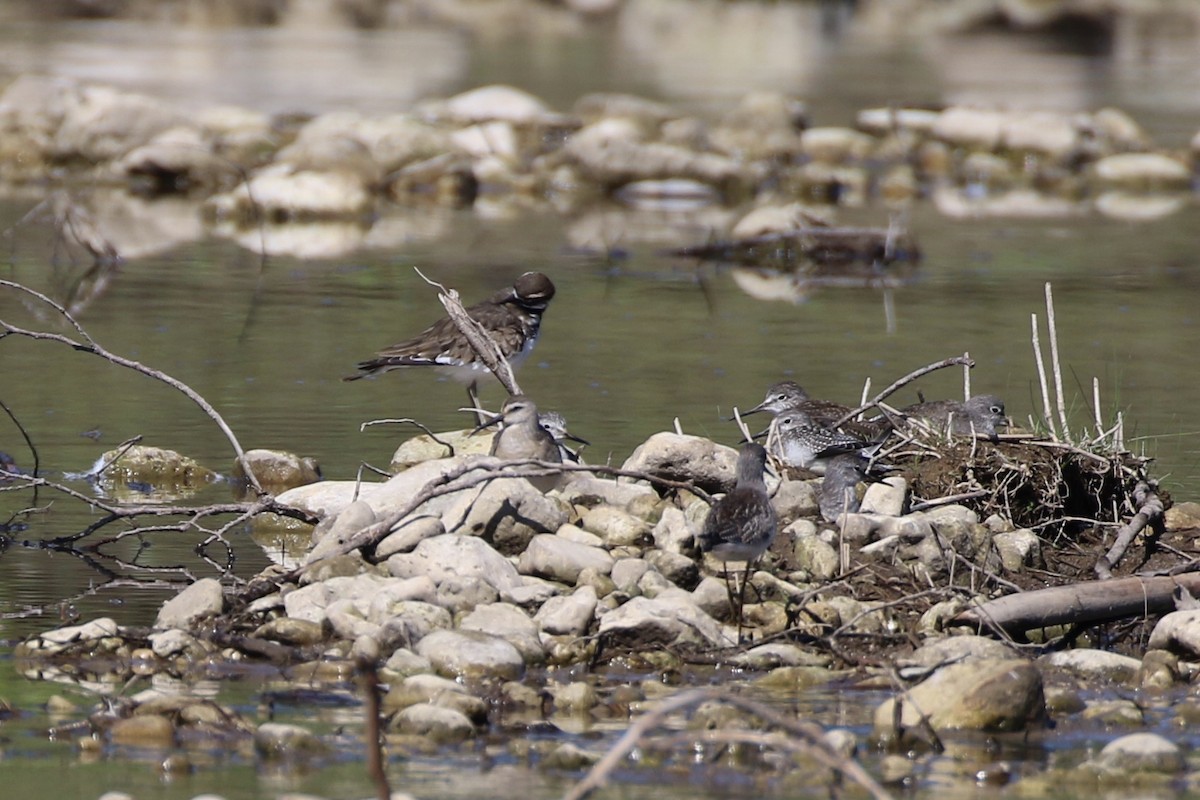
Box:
[990, 405, 1003, 414]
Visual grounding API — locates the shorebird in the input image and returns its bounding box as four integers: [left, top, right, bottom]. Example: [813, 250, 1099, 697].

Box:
[0, 451, 23, 483]
[818, 453, 874, 523]
[344, 272, 556, 417]
[537, 410, 590, 464]
[696, 442, 778, 642]
[901, 395, 1007, 441]
[474, 394, 563, 492]
[742, 380, 853, 427]
[769, 411, 877, 475]
[741, 380, 886, 441]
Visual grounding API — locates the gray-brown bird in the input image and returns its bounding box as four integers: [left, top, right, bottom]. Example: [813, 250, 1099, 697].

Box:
[475, 394, 563, 492]
[901, 395, 1008, 441]
[345, 272, 556, 415]
[696, 442, 778, 642]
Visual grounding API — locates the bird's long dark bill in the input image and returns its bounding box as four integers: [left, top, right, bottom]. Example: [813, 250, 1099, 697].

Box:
[744, 426, 770, 443]
[562, 433, 591, 446]
[470, 416, 503, 436]
[729, 404, 765, 421]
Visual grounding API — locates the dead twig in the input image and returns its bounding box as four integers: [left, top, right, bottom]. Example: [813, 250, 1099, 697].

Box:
[0, 280, 264, 495]
[1095, 481, 1165, 579]
[832, 355, 975, 428]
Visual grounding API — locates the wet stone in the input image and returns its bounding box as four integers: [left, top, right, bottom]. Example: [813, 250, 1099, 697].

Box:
[254, 722, 324, 759]
[109, 715, 175, 748]
[1040, 649, 1142, 684]
[533, 585, 598, 636]
[1081, 698, 1145, 726]
[518, 533, 614, 583]
[390, 703, 476, 744]
[415, 629, 525, 681]
[155, 578, 225, 630]
[254, 617, 327, 646]
[1090, 732, 1184, 774]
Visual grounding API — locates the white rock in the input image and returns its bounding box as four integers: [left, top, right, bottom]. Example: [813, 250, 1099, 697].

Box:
[620, 433, 738, 495]
[1147, 609, 1200, 658]
[442, 85, 550, 123]
[597, 593, 727, 649]
[534, 586, 598, 636]
[859, 477, 907, 516]
[651, 506, 694, 554]
[1091, 732, 1183, 773]
[386, 533, 522, 594]
[416, 629, 526, 680]
[155, 578, 225, 629]
[435, 575, 499, 614]
[460, 602, 545, 662]
[1040, 649, 1142, 683]
[518, 533, 614, 583]
[442, 477, 569, 555]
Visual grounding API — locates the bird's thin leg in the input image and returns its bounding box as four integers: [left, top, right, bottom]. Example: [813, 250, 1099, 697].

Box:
[466, 381, 486, 426]
[736, 559, 756, 645]
[720, 560, 738, 628]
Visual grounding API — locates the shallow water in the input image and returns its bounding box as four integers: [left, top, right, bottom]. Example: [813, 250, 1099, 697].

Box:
[4, 2, 1200, 798]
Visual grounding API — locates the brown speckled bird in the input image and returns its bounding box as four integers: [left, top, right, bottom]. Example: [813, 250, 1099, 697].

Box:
[345, 272, 556, 413]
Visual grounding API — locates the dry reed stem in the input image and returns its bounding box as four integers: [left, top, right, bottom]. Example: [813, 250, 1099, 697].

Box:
[1030, 312, 1056, 440]
[1045, 283, 1070, 439]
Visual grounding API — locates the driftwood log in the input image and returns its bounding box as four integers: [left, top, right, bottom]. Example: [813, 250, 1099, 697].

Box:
[954, 572, 1200, 638]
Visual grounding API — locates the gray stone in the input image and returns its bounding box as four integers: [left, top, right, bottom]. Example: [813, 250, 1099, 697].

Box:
[534, 586, 598, 636]
[1081, 699, 1144, 726]
[770, 478, 817, 523]
[859, 478, 907, 516]
[620, 433, 739, 495]
[1090, 732, 1183, 774]
[501, 577, 567, 608]
[460, 602, 545, 663]
[597, 592, 727, 649]
[254, 722, 324, 759]
[559, 474, 656, 510]
[306, 500, 380, 562]
[110, 715, 175, 748]
[557, 523, 604, 547]
[435, 575, 499, 614]
[518, 533, 614, 583]
[389, 428, 493, 470]
[390, 703, 475, 743]
[1147, 609, 1200, 658]
[637, 569, 675, 598]
[325, 598, 380, 641]
[650, 506, 694, 554]
[904, 635, 1020, 668]
[376, 602, 453, 650]
[254, 617, 328, 646]
[374, 515, 445, 559]
[233, 448, 321, 493]
[692, 576, 732, 619]
[610, 558, 651, 593]
[643, 549, 699, 589]
[382, 648, 432, 678]
[1041, 649, 1142, 684]
[147, 629, 203, 658]
[442, 477, 570, 555]
[580, 505, 651, 547]
[793, 534, 839, 581]
[415, 629, 525, 681]
[873, 659, 1045, 742]
[274, 480, 388, 522]
[383, 674, 487, 723]
[992, 528, 1041, 572]
[155, 578, 225, 630]
[386, 533, 521, 594]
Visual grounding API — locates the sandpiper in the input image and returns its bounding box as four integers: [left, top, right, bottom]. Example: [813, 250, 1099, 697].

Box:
[0, 451, 23, 482]
[474, 394, 563, 492]
[344, 272, 556, 414]
[696, 442, 778, 641]
[769, 411, 876, 475]
[742, 380, 852, 427]
[901, 394, 1008, 441]
[537, 410, 590, 464]
[818, 453, 874, 523]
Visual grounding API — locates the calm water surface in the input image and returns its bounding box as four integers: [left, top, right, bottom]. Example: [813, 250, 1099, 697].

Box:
[3, 3, 1200, 798]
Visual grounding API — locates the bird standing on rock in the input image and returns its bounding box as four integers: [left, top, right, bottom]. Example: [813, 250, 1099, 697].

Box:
[344, 272, 556, 416]
[474, 394, 563, 492]
[819, 453, 874, 523]
[696, 442, 778, 642]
